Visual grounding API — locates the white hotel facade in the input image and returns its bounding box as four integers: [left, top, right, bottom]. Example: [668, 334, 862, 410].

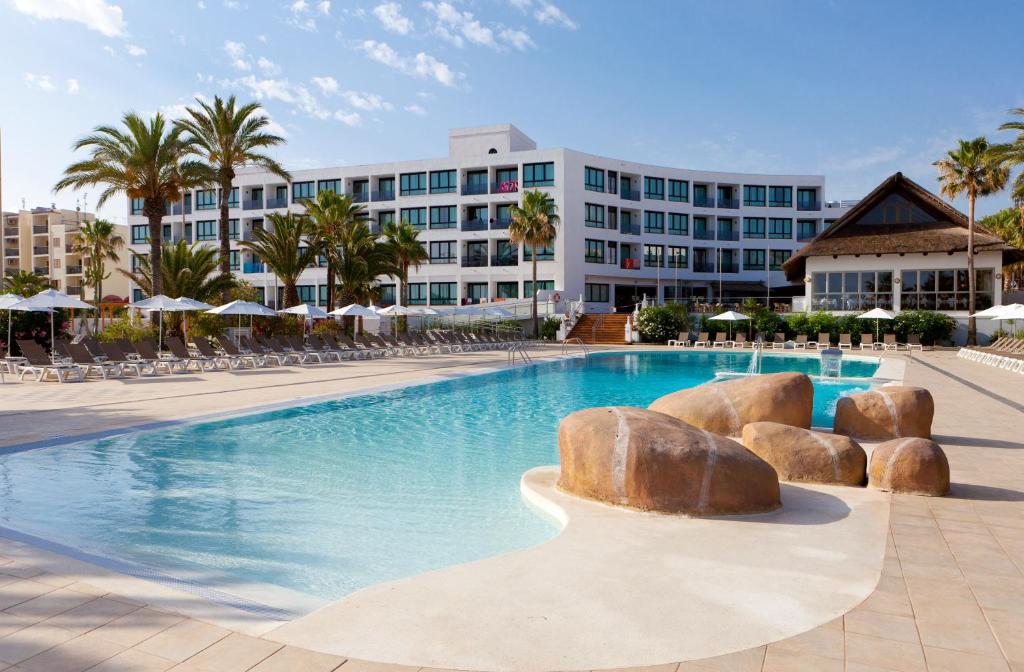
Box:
[125, 124, 853, 311]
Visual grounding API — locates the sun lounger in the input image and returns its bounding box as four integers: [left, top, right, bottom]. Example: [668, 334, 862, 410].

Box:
[733, 333, 747, 348]
[907, 334, 924, 351]
[860, 333, 875, 350]
[192, 337, 247, 369]
[284, 336, 325, 364]
[816, 333, 832, 349]
[667, 331, 689, 347]
[53, 338, 74, 363]
[259, 336, 307, 364]
[98, 342, 156, 376]
[134, 340, 189, 374]
[166, 337, 219, 371]
[793, 334, 808, 349]
[839, 333, 853, 350]
[217, 336, 268, 367]
[16, 340, 85, 383]
[772, 332, 786, 349]
[306, 335, 346, 362]
[882, 333, 900, 351]
[322, 334, 364, 360]
[67, 342, 123, 379]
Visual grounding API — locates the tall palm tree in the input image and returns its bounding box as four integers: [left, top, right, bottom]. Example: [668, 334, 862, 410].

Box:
[119, 240, 235, 304]
[72, 219, 124, 332]
[55, 112, 204, 294]
[934, 137, 1009, 345]
[302, 190, 366, 309]
[381, 220, 428, 306]
[989, 108, 1024, 213]
[336, 221, 388, 307]
[175, 95, 290, 301]
[238, 212, 315, 308]
[509, 189, 560, 336]
[1, 270, 49, 296]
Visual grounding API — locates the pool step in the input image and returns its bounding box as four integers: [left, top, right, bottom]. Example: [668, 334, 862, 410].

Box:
[567, 314, 631, 344]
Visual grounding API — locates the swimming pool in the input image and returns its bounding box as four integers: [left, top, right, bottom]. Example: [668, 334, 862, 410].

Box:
[0, 351, 877, 608]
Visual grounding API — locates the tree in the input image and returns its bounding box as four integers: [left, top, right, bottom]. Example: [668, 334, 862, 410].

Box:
[381, 220, 428, 307]
[934, 138, 1008, 345]
[509, 189, 560, 336]
[238, 212, 315, 308]
[301, 190, 367, 309]
[989, 108, 1024, 212]
[72, 219, 124, 332]
[120, 240, 235, 304]
[55, 112, 204, 295]
[335, 220, 388, 307]
[175, 95, 290, 301]
[2, 270, 49, 296]
[979, 207, 1024, 292]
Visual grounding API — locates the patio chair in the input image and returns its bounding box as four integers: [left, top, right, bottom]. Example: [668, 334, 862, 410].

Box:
[306, 335, 346, 362]
[80, 336, 105, 359]
[193, 337, 245, 370]
[882, 333, 900, 351]
[98, 342, 156, 377]
[793, 334, 808, 350]
[409, 332, 445, 354]
[260, 336, 308, 364]
[166, 337, 219, 371]
[67, 342, 123, 379]
[907, 334, 924, 351]
[53, 338, 74, 363]
[341, 334, 383, 358]
[284, 336, 325, 364]
[323, 334, 365, 359]
[838, 334, 853, 350]
[667, 331, 689, 347]
[733, 333, 747, 348]
[817, 333, 832, 349]
[115, 339, 142, 360]
[772, 332, 786, 349]
[217, 335, 268, 367]
[134, 340, 189, 374]
[16, 340, 85, 383]
[860, 334, 876, 351]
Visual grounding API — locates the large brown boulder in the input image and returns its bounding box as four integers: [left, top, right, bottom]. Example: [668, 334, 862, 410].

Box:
[648, 372, 813, 436]
[833, 386, 933, 440]
[740, 422, 866, 486]
[557, 407, 780, 515]
[868, 437, 949, 496]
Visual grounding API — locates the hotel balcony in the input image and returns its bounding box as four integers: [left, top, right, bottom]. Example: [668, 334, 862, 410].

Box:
[265, 197, 288, 209]
[693, 261, 715, 273]
[32, 225, 48, 235]
[621, 189, 641, 202]
[461, 218, 488, 232]
[461, 183, 488, 196]
[66, 265, 83, 275]
[620, 223, 641, 235]
[620, 258, 641, 270]
[720, 262, 740, 273]
[693, 196, 716, 208]
[66, 286, 83, 296]
[3, 227, 17, 237]
[33, 246, 49, 255]
[491, 255, 518, 267]
[3, 248, 17, 257]
[797, 201, 822, 211]
[171, 202, 193, 215]
[243, 199, 263, 211]
[33, 266, 49, 276]
[491, 181, 518, 194]
[371, 190, 395, 202]
[461, 255, 489, 268]
[694, 230, 715, 241]
[348, 192, 369, 203]
[491, 218, 512, 230]
[429, 256, 456, 265]
[717, 230, 740, 241]
[718, 198, 739, 209]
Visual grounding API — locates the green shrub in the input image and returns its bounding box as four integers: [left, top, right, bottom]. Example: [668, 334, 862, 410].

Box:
[635, 305, 688, 343]
[540, 316, 561, 341]
[0, 310, 70, 355]
[189, 312, 228, 339]
[893, 310, 957, 346]
[97, 317, 157, 343]
[312, 320, 344, 338]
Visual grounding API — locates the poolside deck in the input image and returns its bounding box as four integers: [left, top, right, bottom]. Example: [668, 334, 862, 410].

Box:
[0, 349, 1019, 671]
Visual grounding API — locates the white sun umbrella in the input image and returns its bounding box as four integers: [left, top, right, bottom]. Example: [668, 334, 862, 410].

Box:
[484, 306, 515, 318]
[173, 297, 216, 347]
[970, 304, 1008, 318]
[0, 294, 25, 358]
[990, 303, 1024, 335]
[206, 300, 277, 344]
[857, 307, 895, 342]
[708, 310, 750, 341]
[14, 289, 95, 355]
[279, 303, 328, 335]
[376, 304, 415, 315]
[129, 295, 190, 352]
[328, 303, 378, 335]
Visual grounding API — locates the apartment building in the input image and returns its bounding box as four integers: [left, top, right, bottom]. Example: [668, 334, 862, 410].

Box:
[124, 124, 854, 310]
[1, 207, 130, 300]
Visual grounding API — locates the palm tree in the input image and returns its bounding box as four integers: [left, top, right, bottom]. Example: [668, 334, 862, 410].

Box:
[238, 212, 315, 308]
[55, 112, 205, 294]
[980, 208, 1024, 293]
[175, 95, 290, 301]
[302, 190, 367, 309]
[72, 219, 124, 332]
[989, 108, 1024, 213]
[336, 221, 388, 307]
[120, 240, 235, 304]
[381, 220, 428, 307]
[2, 270, 49, 296]
[509, 189, 560, 336]
[934, 137, 1009, 345]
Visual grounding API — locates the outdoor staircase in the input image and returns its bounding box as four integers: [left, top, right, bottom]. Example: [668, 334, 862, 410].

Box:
[567, 313, 630, 345]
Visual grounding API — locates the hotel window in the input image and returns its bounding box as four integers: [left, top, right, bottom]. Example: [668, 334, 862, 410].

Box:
[378, 284, 395, 306]
[228, 219, 240, 240]
[523, 162, 554, 187]
[644, 244, 664, 267]
[717, 218, 738, 241]
[584, 167, 605, 192]
[607, 170, 618, 195]
[352, 180, 369, 199]
[644, 177, 665, 200]
[812, 271, 894, 311]
[585, 283, 609, 303]
[797, 219, 817, 240]
[400, 172, 427, 196]
[497, 240, 518, 263]
[524, 243, 554, 261]
[743, 185, 766, 206]
[743, 249, 766, 271]
[133, 288, 144, 303]
[466, 282, 489, 302]
[743, 217, 766, 239]
[644, 211, 665, 234]
[585, 203, 605, 228]
[131, 225, 148, 244]
[768, 217, 792, 239]
[196, 220, 217, 241]
[408, 282, 428, 305]
[769, 250, 789, 271]
[495, 203, 513, 226]
[524, 280, 554, 296]
[797, 188, 818, 209]
[768, 186, 792, 207]
[668, 179, 689, 203]
[900, 268, 993, 311]
[585, 239, 605, 263]
[400, 207, 427, 229]
[694, 216, 712, 240]
[296, 285, 316, 305]
[162, 225, 172, 241]
[131, 254, 143, 273]
[668, 213, 688, 236]
[430, 281, 457, 305]
[196, 189, 218, 210]
[229, 250, 240, 271]
[224, 187, 239, 208]
[318, 179, 341, 194]
[465, 170, 488, 195]
[430, 206, 457, 229]
[130, 198, 145, 215]
[377, 210, 396, 228]
[496, 281, 518, 299]
[317, 285, 329, 307]
[291, 182, 314, 201]
[668, 245, 688, 268]
[429, 170, 456, 194]
[184, 222, 193, 242]
[429, 241, 456, 264]
[378, 177, 395, 197]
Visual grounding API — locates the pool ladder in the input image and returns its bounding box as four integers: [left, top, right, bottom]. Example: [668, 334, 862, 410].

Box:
[561, 337, 590, 358]
[508, 342, 533, 366]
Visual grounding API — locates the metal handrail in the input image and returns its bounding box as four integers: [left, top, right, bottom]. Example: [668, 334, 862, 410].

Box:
[591, 313, 605, 342]
[507, 341, 533, 365]
[561, 337, 590, 357]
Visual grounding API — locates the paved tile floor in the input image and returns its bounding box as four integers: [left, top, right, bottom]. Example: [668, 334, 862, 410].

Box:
[0, 350, 1019, 671]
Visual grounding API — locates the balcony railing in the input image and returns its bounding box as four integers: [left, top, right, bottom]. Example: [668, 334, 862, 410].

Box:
[243, 199, 263, 211]
[797, 201, 822, 211]
[3, 247, 18, 257]
[621, 189, 641, 202]
[429, 256, 457, 265]
[717, 230, 740, 241]
[461, 255, 489, 267]
[621, 258, 641, 270]
[349, 192, 369, 203]
[66, 286, 83, 296]
[66, 265, 83, 275]
[33, 266, 49, 276]
[461, 183, 489, 196]
[243, 262, 265, 274]
[769, 201, 792, 208]
[797, 231, 817, 241]
[491, 180, 519, 194]
[492, 255, 518, 267]
[584, 255, 605, 264]
[265, 197, 288, 209]
[720, 262, 740, 273]
[694, 230, 715, 240]
[65, 244, 76, 253]
[525, 253, 555, 262]
[4, 227, 19, 237]
[172, 202, 193, 215]
[491, 218, 512, 230]
[718, 198, 739, 209]
[372, 190, 395, 202]
[32, 225, 48, 235]
[461, 218, 488, 232]
[693, 197, 715, 208]
[620, 223, 641, 235]
[32, 246, 48, 255]
[693, 262, 715, 273]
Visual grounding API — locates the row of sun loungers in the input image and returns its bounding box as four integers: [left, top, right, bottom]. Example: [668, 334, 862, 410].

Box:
[667, 332, 924, 351]
[957, 337, 1024, 374]
[7, 330, 526, 382]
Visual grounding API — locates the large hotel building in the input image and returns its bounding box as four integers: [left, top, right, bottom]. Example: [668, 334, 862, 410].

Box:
[125, 124, 854, 310]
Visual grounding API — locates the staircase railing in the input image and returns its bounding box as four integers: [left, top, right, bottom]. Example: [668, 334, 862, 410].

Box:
[591, 313, 606, 342]
[561, 337, 590, 358]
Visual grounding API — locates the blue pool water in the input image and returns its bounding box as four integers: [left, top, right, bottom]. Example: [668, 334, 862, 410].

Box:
[0, 351, 876, 603]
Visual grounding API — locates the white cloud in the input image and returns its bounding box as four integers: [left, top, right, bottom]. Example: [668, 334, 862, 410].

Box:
[102, 45, 117, 57]
[126, 44, 146, 57]
[334, 110, 361, 126]
[372, 2, 412, 35]
[416, 90, 434, 100]
[343, 90, 392, 111]
[223, 0, 239, 8]
[404, 103, 426, 115]
[317, 1, 330, 14]
[288, 0, 319, 31]
[224, 40, 250, 70]
[509, 0, 532, 9]
[357, 40, 462, 87]
[24, 73, 56, 92]
[312, 76, 339, 94]
[422, 1, 494, 49]
[257, 34, 268, 43]
[534, 1, 576, 29]
[197, 0, 206, 8]
[257, 56, 280, 75]
[499, 27, 534, 50]
[12, 0, 126, 37]
[196, 72, 215, 83]
[66, 78, 80, 94]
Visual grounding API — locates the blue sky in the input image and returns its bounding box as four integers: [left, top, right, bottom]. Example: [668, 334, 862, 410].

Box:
[2, 0, 1023, 223]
